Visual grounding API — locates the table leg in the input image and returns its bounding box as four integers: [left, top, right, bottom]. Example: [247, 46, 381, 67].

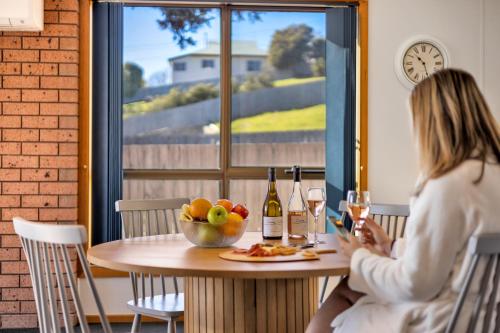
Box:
[184, 277, 318, 333]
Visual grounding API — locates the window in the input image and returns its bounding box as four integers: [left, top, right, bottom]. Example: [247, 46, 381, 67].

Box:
[92, 2, 359, 243]
[173, 62, 186, 71]
[202, 59, 215, 68]
[246, 60, 261, 72]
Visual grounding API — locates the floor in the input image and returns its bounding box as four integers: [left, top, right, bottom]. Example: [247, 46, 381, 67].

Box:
[2, 323, 184, 333]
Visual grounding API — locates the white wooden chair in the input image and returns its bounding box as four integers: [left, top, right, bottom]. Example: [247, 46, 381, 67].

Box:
[320, 200, 410, 303]
[115, 198, 190, 333]
[13, 217, 112, 333]
[446, 233, 500, 333]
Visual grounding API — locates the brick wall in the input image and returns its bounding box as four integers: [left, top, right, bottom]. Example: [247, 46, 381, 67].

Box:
[0, 0, 80, 329]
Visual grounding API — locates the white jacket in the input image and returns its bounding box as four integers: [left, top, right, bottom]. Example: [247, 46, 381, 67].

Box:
[332, 160, 500, 332]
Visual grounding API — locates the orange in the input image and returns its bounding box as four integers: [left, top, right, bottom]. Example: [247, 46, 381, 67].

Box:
[221, 212, 244, 236]
[227, 212, 243, 224]
[216, 199, 233, 213]
[189, 198, 212, 220]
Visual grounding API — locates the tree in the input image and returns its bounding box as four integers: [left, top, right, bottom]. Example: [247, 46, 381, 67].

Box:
[156, 9, 260, 49]
[310, 38, 326, 76]
[123, 62, 145, 98]
[269, 24, 314, 73]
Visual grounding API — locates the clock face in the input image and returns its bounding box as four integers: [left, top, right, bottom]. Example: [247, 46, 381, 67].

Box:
[403, 42, 445, 84]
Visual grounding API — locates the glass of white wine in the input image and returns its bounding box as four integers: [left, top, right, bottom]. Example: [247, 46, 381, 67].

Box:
[307, 187, 326, 246]
[346, 190, 371, 242]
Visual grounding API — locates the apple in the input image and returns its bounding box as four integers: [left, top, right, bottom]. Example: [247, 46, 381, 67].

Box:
[231, 204, 249, 219]
[207, 205, 228, 226]
[197, 224, 219, 243]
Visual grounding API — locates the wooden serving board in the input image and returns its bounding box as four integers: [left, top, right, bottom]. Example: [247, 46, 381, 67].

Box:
[219, 250, 320, 262]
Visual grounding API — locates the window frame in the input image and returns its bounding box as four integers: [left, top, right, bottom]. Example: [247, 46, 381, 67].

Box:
[202, 59, 215, 68]
[173, 61, 187, 71]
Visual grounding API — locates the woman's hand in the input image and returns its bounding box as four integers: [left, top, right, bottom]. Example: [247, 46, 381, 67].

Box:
[363, 217, 392, 256]
[337, 234, 362, 258]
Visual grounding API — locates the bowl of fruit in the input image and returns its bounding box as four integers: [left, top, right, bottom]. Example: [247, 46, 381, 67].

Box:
[179, 198, 249, 247]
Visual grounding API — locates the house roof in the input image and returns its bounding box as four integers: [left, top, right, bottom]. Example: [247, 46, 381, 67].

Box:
[168, 40, 267, 61]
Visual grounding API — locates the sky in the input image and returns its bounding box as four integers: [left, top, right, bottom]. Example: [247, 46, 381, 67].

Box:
[123, 7, 325, 85]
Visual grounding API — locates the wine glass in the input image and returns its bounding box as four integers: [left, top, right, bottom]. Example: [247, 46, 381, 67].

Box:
[346, 191, 371, 242]
[307, 187, 326, 246]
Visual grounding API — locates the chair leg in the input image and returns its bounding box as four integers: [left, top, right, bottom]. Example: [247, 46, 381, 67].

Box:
[131, 313, 142, 333]
[320, 276, 330, 303]
[167, 318, 176, 333]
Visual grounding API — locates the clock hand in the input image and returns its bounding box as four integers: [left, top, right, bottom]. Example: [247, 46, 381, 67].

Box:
[416, 56, 430, 77]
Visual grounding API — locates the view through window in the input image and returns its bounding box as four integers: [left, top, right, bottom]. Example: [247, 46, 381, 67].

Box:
[122, 6, 326, 231]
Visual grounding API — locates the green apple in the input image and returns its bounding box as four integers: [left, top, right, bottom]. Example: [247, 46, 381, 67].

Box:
[207, 205, 228, 226]
[197, 224, 219, 244]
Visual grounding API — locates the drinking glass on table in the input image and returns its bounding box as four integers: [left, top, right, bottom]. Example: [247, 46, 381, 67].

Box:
[346, 191, 372, 243]
[307, 187, 326, 246]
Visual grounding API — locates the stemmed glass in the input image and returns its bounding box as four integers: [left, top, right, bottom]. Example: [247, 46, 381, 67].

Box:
[307, 187, 326, 246]
[346, 191, 371, 242]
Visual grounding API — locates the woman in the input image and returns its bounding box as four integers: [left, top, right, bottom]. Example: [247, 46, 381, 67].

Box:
[307, 69, 500, 332]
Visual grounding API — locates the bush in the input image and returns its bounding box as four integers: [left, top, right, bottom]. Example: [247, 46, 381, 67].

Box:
[184, 83, 219, 103]
[238, 73, 273, 92]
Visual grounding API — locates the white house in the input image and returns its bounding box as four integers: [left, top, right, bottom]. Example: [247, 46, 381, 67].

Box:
[168, 40, 268, 84]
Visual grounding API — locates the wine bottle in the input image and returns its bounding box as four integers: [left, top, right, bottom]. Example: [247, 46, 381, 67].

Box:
[262, 167, 283, 240]
[287, 165, 308, 240]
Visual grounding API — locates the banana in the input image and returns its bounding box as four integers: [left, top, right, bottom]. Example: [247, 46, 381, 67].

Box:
[180, 212, 193, 222]
[182, 204, 191, 215]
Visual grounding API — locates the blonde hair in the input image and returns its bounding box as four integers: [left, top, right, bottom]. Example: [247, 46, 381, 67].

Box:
[410, 68, 500, 194]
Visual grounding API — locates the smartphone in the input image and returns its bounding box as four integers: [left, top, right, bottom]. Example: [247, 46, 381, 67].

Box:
[328, 216, 350, 242]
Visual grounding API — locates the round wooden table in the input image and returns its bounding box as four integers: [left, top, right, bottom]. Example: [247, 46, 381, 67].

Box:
[87, 232, 350, 333]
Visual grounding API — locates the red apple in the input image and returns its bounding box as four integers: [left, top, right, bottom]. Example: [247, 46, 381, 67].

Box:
[231, 204, 249, 219]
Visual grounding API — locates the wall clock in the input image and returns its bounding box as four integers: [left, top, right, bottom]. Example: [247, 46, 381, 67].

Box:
[395, 36, 450, 88]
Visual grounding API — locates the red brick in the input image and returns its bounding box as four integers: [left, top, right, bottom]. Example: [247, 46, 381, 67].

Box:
[45, 0, 79, 11]
[0, 275, 19, 287]
[41, 76, 78, 89]
[59, 116, 78, 129]
[20, 275, 31, 287]
[0, 314, 38, 329]
[21, 169, 58, 181]
[0, 222, 15, 234]
[40, 129, 78, 142]
[0, 235, 22, 247]
[0, 89, 21, 102]
[40, 50, 78, 63]
[0, 195, 20, 207]
[40, 156, 77, 168]
[40, 102, 77, 115]
[59, 143, 77, 155]
[2, 76, 39, 89]
[21, 195, 58, 208]
[2, 50, 39, 62]
[0, 169, 21, 181]
[0, 116, 21, 128]
[59, 37, 78, 50]
[42, 23, 79, 37]
[2, 129, 39, 141]
[39, 208, 77, 221]
[59, 195, 77, 207]
[22, 115, 58, 128]
[59, 11, 79, 24]
[0, 37, 21, 48]
[40, 182, 76, 195]
[21, 63, 58, 76]
[21, 143, 58, 156]
[59, 90, 78, 102]
[0, 142, 21, 154]
[1, 287, 33, 300]
[20, 301, 36, 314]
[2, 102, 39, 115]
[2, 182, 38, 195]
[2, 208, 38, 221]
[2, 156, 39, 168]
[59, 169, 78, 181]
[44, 11, 59, 24]
[0, 301, 20, 313]
[22, 36, 59, 49]
[58, 63, 78, 76]
[21, 89, 58, 102]
[0, 63, 21, 75]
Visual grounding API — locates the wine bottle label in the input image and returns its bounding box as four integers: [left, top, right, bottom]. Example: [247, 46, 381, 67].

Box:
[289, 215, 307, 235]
[263, 216, 283, 237]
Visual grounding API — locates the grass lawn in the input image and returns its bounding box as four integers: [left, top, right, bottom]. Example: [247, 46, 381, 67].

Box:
[272, 76, 325, 87]
[231, 104, 326, 134]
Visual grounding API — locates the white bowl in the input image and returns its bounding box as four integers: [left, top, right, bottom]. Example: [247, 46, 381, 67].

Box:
[180, 218, 248, 248]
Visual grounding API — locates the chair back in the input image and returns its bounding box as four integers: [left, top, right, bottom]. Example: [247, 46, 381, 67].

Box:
[13, 217, 111, 333]
[338, 200, 410, 239]
[446, 233, 500, 333]
[115, 198, 190, 302]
